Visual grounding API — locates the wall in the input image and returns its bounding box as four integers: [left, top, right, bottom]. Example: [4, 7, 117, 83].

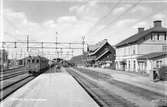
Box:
[138, 32, 167, 54]
[116, 31, 167, 72]
[116, 45, 137, 57]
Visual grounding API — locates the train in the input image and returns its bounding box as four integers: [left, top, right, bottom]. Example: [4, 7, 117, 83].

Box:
[18, 56, 50, 75]
[17, 56, 75, 75]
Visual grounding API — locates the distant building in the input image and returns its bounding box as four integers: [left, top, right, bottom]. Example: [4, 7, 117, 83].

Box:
[87, 39, 115, 68]
[115, 20, 167, 73]
[70, 54, 87, 66]
[0, 49, 8, 70]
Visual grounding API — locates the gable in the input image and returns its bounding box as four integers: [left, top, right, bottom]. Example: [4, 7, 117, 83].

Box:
[89, 42, 115, 56]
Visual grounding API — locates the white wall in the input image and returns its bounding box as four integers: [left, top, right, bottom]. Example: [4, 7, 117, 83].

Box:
[138, 44, 164, 54]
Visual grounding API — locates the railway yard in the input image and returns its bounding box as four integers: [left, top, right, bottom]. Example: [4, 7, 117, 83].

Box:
[0, 66, 167, 107]
[2, 0, 167, 106]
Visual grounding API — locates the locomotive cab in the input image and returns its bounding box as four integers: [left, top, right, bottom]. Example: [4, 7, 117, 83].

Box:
[26, 56, 40, 75]
[25, 56, 49, 75]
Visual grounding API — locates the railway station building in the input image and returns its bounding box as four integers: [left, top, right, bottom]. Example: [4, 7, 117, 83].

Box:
[115, 20, 167, 73]
[86, 39, 115, 68]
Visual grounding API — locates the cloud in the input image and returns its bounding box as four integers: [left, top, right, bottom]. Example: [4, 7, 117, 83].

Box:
[112, 4, 132, 16]
[115, 19, 137, 27]
[152, 13, 167, 21]
[42, 20, 56, 28]
[4, 8, 97, 43]
[130, 5, 152, 14]
[57, 16, 77, 23]
[4, 8, 99, 58]
[69, 1, 109, 21]
[133, 21, 148, 28]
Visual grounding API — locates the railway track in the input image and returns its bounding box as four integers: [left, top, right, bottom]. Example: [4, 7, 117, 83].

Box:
[0, 70, 28, 81]
[2, 66, 24, 74]
[0, 73, 30, 90]
[0, 76, 34, 101]
[76, 67, 166, 101]
[0, 68, 35, 101]
[66, 68, 137, 107]
[0, 71, 28, 81]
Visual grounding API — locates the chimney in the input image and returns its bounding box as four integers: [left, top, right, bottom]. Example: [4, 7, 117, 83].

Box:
[138, 27, 144, 33]
[153, 20, 162, 27]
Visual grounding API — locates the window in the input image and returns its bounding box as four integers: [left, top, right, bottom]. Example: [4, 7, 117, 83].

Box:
[133, 49, 135, 54]
[134, 61, 136, 70]
[156, 61, 162, 68]
[157, 34, 160, 40]
[151, 34, 153, 40]
[32, 59, 35, 63]
[27, 59, 31, 63]
[162, 45, 167, 52]
[156, 61, 158, 68]
[151, 33, 157, 40]
[165, 33, 167, 40]
[36, 59, 39, 63]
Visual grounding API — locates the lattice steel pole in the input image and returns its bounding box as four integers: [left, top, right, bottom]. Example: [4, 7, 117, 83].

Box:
[26, 35, 29, 56]
[82, 36, 85, 54]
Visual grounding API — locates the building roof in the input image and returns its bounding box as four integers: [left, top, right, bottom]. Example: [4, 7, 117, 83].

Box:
[95, 50, 110, 61]
[88, 39, 108, 55]
[137, 52, 167, 60]
[88, 39, 108, 51]
[115, 26, 167, 48]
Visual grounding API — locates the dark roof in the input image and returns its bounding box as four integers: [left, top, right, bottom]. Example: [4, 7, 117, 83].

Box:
[95, 50, 110, 61]
[116, 26, 167, 48]
[137, 52, 167, 60]
[88, 39, 108, 52]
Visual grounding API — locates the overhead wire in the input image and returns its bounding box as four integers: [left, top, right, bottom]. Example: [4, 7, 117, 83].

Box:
[85, 0, 122, 36]
[89, 0, 143, 37]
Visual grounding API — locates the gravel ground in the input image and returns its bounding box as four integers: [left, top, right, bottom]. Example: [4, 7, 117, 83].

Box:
[84, 67, 167, 96]
[73, 67, 167, 107]
[67, 68, 138, 107]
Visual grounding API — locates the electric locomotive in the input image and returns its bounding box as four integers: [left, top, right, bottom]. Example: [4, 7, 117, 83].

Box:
[20, 56, 49, 75]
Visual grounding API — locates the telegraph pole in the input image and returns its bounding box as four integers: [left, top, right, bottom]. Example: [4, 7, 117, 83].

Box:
[60, 48, 63, 58]
[55, 32, 58, 58]
[82, 36, 85, 54]
[26, 35, 29, 56]
[41, 41, 44, 56]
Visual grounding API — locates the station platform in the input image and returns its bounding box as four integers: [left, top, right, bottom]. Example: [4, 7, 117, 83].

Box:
[0, 67, 99, 107]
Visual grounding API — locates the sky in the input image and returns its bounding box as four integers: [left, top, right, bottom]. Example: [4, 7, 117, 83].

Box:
[1, 0, 167, 59]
